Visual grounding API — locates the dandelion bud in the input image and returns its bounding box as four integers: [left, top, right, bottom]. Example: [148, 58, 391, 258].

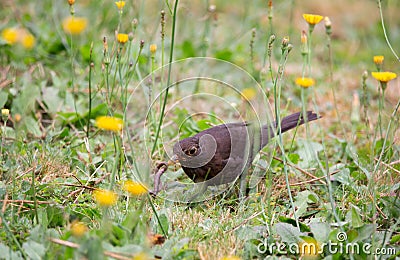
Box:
[281, 36, 290, 53]
[301, 30, 307, 44]
[1, 109, 9, 123]
[14, 113, 21, 123]
[301, 30, 308, 55]
[324, 16, 332, 36]
[373, 55, 384, 65]
[208, 4, 216, 12]
[324, 16, 331, 28]
[282, 36, 289, 47]
[132, 18, 138, 29]
[128, 32, 134, 41]
[140, 40, 145, 48]
[150, 44, 157, 54]
[268, 0, 273, 19]
[286, 43, 293, 53]
[362, 70, 368, 80]
[1, 108, 9, 117]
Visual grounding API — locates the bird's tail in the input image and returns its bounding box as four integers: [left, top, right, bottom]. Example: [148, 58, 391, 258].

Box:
[260, 111, 320, 148]
[279, 111, 320, 133]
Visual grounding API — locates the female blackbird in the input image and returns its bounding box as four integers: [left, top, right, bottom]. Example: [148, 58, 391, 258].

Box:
[172, 111, 319, 186]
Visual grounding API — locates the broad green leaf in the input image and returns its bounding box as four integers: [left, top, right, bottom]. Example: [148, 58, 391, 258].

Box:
[42, 87, 63, 114]
[23, 116, 42, 136]
[0, 243, 23, 260]
[22, 240, 46, 260]
[351, 205, 363, 228]
[310, 222, 331, 242]
[0, 90, 8, 108]
[274, 222, 304, 243]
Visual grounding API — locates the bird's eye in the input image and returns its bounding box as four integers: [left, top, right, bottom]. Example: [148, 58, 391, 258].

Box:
[187, 146, 197, 156]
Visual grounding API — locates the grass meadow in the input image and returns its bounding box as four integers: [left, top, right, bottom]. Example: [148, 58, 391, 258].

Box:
[0, 0, 399, 259]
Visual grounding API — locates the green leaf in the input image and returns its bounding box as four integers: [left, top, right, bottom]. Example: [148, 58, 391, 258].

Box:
[46, 205, 66, 228]
[158, 213, 169, 235]
[296, 139, 323, 168]
[310, 222, 330, 242]
[374, 138, 394, 161]
[80, 237, 105, 260]
[42, 87, 63, 114]
[0, 243, 23, 259]
[214, 49, 233, 61]
[23, 116, 42, 136]
[278, 216, 310, 232]
[288, 153, 300, 164]
[294, 190, 319, 218]
[180, 40, 196, 58]
[390, 234, 400, 244]
[57, 103, 108, 129]
[274, 222, 304, 243]
[22, 240, 46, 260]
[0, 90, 8, 108]
[346, 229, 358, 242]
[0, 181, 6, 199]
[350, 205, 363, 228]
[12, 79, 40, 115]
[356, 224, 375, 242]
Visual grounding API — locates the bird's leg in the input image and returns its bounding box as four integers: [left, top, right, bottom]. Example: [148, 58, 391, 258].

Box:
[150, 161, 168, 197]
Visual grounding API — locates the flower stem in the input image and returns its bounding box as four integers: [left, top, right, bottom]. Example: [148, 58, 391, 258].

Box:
[151, 0, 179, 155]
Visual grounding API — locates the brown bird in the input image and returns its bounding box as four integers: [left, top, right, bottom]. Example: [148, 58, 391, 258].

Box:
[171, 111, 320, 186]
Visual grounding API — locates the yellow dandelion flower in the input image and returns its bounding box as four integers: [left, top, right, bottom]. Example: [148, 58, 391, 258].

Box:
[117, 33, 129, 44]
[21, 32, 35, 49]
[95, 116, 123, 131]
[123, 180, 148, 196]
[1, 109, 10, 117]
[62, 16, 87, 35]
[303, 14, 324, 25]
[68, 0, 75, 5]
[150, 44, 157, 54]
[295, 77, 315, 88]
[241, 88, 257, 101]
[219, 256, 241, 260]
[71, 221, 88, 237]
[132, 252, 150, 260]
[373, 55, 384, 65]
[93, 189, 118, 207]
[1, 28, 18, 45]
[14, 113, 22, 122]
[115, 1, 126, 10]
[371, 72, 397, 83]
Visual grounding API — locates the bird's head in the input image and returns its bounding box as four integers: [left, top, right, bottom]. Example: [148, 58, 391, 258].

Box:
[171, 134, 217, 168]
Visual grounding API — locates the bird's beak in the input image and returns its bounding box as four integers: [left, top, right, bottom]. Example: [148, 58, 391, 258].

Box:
[168, 154, 179, 166]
